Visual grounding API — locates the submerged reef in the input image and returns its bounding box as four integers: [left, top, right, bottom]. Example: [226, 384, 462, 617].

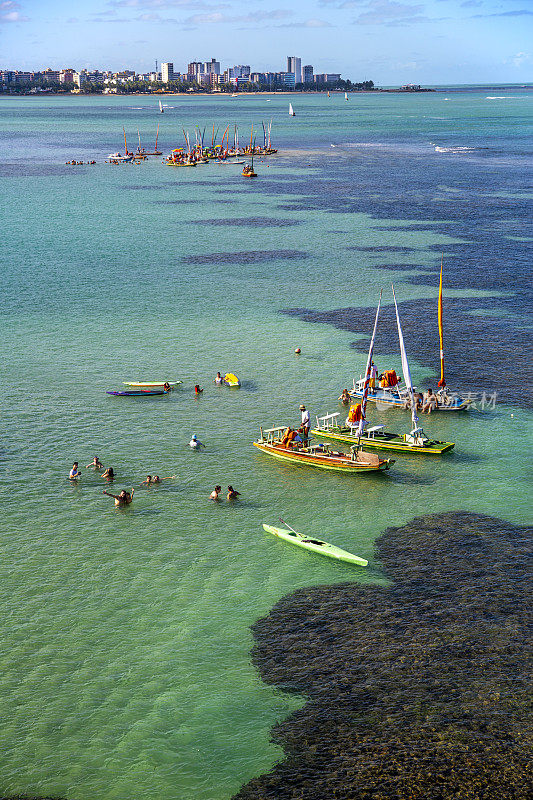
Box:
[283, 299, 533, 409]
[234, 512, 532, 800]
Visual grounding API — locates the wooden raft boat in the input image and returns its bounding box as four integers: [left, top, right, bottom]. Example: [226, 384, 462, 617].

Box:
[312, 413, 454, 455]
[253, 427, 393, 473]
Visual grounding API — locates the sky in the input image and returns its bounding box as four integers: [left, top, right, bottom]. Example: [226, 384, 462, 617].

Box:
[0, 0, 532, 85]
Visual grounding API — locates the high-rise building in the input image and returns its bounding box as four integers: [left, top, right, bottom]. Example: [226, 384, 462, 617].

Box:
[303, 65, 313, 84]
[204, 58, 220, 75]
[281, 72, 296, 88]
[161, 62, 174, 83]
[287, 56, 302, 84]
[227, 65, 251, 84]
[187, 62, 204, 80]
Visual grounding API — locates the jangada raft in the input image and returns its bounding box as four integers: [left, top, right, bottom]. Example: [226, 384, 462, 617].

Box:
[312, 413, 454, 455]
[253, 427, 393, 473]
[322, 288, 456, 455]
[348, 261, 472, 412]
[349, 376, 471, 411]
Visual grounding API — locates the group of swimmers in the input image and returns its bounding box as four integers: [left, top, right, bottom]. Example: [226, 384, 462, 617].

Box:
[68, 457, 177, 507]
[210, 486, 240, 501]
[69, 447, 240, 505]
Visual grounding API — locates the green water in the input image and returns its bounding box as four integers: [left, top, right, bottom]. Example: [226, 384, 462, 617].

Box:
[0, 92, 532, 799]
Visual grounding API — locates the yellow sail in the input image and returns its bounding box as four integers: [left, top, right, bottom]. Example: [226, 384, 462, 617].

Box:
[438, 255, 445, 387]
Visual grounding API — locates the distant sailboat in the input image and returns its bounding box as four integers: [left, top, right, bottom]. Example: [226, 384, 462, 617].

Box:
[159, 100, 164, 114]
[289, 102, 295, 117]
[345, 92, 348, 100]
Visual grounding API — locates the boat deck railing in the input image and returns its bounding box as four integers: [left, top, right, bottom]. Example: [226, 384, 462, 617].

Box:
[258, 426, 287, 444]
[315, 412, 341, 431]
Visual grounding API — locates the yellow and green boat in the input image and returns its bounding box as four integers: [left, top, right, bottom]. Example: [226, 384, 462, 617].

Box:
[312, 413, 454, 455]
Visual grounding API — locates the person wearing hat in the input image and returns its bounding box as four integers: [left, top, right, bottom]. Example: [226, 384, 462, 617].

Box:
[189, 434, 205, 449]
[300, 404, 310, 440]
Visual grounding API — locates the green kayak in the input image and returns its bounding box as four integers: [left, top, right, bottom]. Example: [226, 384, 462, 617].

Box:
[262, 524, 368, 566]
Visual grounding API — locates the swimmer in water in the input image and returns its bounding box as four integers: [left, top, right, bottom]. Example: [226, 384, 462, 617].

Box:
[69, 462, 81, 480]
[86, 456, 104, 470]
[210, 485, 222, 501]
[227, 485, 240, 500]
[214, 372, 223, 385]
[189, 434, 205, 449]
[101, 467, 115, 481]
[141, 475, 176, 485]
[103, 488, 134, 507]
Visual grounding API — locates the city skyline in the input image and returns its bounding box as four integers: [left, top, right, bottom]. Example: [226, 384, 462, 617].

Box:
[1, 0, 532, 84]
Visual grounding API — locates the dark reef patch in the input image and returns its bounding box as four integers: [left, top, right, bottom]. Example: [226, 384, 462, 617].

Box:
[183, 250, 308, 265]
[346, 245, 418, 253]
[234, 512, 532, 800]
[0, 163, 75, 178]
[190, 217, 299, 228]
[283, 297, 533, 408]
[122, 184, 167, 191]
[153, 199, 190, 205]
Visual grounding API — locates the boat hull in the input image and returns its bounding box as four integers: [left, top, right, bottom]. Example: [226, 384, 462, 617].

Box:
[350, 388, 472, 412]
[123, 381, 181, 388]
[107, 390, 168, 396]
[262, 525, 368, 566]
[253, 442, 391, 472]
[311, 427, 454, 455]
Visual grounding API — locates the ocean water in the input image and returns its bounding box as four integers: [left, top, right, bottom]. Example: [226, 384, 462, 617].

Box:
[0, 89, 532, 800]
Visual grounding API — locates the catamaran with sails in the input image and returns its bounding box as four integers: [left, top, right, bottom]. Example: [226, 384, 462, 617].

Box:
[313, 290, 455, 454]
[348, 264, 472, 412]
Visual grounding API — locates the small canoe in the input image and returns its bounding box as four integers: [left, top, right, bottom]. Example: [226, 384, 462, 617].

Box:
[106, 389, 168, 396]
[262, 524, 368, 566]
[123, 381, 182, 388]
[224, 373, 241, 387]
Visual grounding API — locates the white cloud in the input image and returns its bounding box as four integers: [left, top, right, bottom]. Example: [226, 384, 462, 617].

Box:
[184, 9, 292, 24]
[277, 18, 332, 27]
[507, 51, 531, 67]
[0, 0, 28, 22]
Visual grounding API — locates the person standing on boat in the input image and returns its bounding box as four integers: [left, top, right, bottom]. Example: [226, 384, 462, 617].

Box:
[300, 405, 310, 440]
[370, 361, 378, 389]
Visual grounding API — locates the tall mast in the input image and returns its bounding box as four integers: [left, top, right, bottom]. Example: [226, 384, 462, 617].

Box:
[356, 290, 382, 437]
[123, 126, 128, 154]
[392, 285, 419, 431]
[437, 255, 446, 387]
[155, 123, 159, 151]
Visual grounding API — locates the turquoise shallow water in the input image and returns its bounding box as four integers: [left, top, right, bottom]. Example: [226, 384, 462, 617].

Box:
[0, 91, 532, 799]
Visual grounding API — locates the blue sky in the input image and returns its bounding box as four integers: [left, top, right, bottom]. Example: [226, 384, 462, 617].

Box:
[1, 0, 532, 84]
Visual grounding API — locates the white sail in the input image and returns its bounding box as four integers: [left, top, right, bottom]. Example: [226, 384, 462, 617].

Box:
[289, 103, 295, 116]
[392, 285, 419, 429]
[356, 290, 382, 436]
[159, 100, 163, 113]
[345, 92, 348, 100]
